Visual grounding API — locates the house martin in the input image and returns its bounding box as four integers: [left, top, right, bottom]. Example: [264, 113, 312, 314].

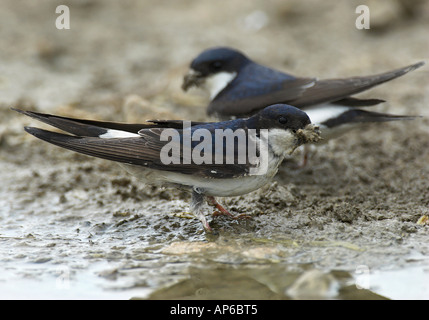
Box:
[14, 104, 321, 232]
[182, 47, 423, 143]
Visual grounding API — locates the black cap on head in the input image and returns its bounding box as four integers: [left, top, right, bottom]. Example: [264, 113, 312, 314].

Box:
[190, 47, 249, 76]
[251, 104, 311, 131]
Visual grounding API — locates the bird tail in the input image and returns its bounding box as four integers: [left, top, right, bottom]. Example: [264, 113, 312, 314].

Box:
[323, 109, 420, 128]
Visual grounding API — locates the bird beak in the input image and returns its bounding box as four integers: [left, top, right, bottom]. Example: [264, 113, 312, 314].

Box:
[182, 69, 204, 91]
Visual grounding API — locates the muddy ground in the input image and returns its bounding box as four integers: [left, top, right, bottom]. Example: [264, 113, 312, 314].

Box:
[0, 0, 428, 299]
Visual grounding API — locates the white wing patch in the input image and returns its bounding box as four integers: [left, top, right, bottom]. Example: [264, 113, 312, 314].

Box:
[99, 129, 141, 139]
[304, 104, 350, 125]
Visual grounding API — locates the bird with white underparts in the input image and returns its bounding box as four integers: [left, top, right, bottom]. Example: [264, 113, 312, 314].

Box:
[14, 104, 321, 233]
[182, 47, 424, 164]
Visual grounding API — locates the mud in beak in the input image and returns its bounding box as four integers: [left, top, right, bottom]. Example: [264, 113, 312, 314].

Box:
[182, 69, 204, 91]
[289, 124, 322, 155]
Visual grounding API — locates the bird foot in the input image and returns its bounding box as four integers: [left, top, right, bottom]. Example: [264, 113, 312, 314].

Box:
[212, 211, 251, 220]
[207, 196, 251, 220]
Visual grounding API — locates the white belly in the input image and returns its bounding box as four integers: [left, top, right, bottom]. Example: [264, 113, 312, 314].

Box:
[119, 153, 283, 197]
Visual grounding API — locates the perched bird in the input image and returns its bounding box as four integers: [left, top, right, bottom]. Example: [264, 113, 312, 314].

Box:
[182, 47, 423, 144]
[14, 104, 321, 232]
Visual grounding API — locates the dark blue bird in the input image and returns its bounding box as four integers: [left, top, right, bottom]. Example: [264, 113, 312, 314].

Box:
[13, 104, 320, 232]
[182, 47, 423, 144]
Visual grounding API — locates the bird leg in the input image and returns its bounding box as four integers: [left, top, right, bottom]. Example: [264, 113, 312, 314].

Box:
[206, 196, 233, 217]
[206, 196, 251, 220]
[191, 191, 251, 233]
[191, 190, 212, 232]
[300, 144, 309, 167]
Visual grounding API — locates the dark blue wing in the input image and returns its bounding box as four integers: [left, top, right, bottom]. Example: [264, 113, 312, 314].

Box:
[209, 62, 315, 117]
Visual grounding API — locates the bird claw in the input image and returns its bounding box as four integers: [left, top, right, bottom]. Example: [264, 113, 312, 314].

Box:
[232, 213, 252, 220]
[207, 196, 252, 220]
[213, 211, 251, 220]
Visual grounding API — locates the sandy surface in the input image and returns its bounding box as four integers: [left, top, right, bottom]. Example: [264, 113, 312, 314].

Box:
[0, 0, 428, 299]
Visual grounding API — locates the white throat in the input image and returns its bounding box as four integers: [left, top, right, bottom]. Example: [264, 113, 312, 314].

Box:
[268, 128, 297, 157]
[204, 71, 237, 99]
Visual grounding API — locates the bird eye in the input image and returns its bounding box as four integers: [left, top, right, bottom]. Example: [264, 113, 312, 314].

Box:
[210, 61, 223, 70]
[278, 116, 288, 125]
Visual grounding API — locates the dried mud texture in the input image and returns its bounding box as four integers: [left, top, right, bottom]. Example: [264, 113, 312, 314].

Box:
[0, 0, 428, 299]
[291, 124, 322, 153]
